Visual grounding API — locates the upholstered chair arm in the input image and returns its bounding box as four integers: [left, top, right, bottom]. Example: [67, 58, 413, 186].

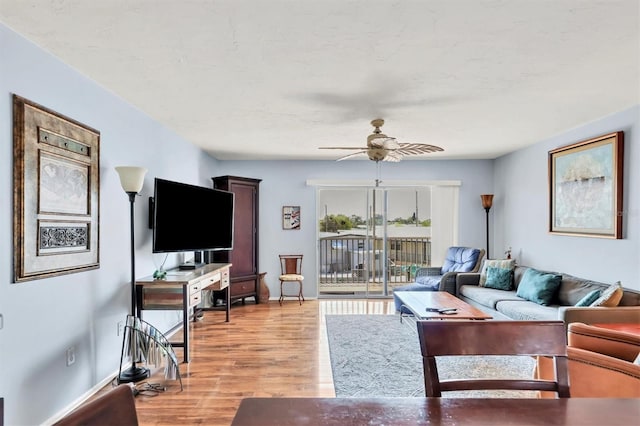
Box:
[536, 347, 640, 398]
[565, 347, 640, 397]
[414, 267, 458, 295]
[438, 272, 460, 295]
[455, 272, 481, 296]
[558, 306, 640, 330]
[415, 267, 442, 278]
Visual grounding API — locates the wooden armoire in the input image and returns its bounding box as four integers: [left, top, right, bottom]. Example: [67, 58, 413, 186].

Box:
[211, 176, 262, 304]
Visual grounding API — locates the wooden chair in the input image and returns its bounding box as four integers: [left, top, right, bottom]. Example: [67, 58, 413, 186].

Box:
[54, 385, 138, 425]
[416, 320, 570, 397]
[279, 254, 304, 305]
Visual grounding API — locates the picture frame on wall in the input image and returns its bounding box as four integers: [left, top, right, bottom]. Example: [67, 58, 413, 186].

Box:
[548, 131, 623, 239]
[282, 206, 301, 230]
[13, 95, 101, 282]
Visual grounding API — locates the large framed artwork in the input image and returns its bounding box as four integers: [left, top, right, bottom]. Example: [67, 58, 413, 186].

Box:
[548, 131, 623, 239]
[13, 95, 101, 282]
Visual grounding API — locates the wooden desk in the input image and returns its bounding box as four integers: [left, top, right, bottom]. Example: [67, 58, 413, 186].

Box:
[231, 397, 640, 426]
[136, 263, 231, 363]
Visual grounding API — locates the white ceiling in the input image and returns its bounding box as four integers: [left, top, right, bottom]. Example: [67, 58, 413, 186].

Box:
[1, 1, 638, 161]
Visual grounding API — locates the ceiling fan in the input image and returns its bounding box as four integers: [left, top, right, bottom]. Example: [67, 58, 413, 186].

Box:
[320, 119, 444, 162]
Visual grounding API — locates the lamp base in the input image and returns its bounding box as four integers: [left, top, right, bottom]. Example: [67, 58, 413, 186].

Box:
[118, 365, 150, 383]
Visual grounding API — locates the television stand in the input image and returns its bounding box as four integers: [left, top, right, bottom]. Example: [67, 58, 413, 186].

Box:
[135, 263, 231, 363]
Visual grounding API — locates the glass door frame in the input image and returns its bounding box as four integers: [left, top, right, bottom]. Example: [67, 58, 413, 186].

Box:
[311, 179, 461, 300]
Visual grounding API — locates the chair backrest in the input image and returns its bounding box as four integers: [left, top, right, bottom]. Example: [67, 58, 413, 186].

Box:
[54, 385, 139, 426]
[441, 247, 485, 274]
[279, 254, 303, 275]
[416, 320, 569, 397]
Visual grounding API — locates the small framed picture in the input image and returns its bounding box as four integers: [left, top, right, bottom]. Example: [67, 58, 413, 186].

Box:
[282, 206, 301, 230]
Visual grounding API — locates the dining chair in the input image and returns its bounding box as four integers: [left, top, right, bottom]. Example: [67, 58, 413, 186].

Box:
[416, 320, 570, 397]
[278, 254, 304, 305]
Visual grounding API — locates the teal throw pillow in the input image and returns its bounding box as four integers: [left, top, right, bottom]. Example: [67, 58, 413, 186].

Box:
[479, 259, 516, 286]
[516, 268, 562, 306]
[484, 266, 513, 290]
[574, 290, 601, 307]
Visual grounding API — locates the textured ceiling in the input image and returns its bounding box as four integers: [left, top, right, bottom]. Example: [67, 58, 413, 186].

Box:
[1, 0, 638, 160]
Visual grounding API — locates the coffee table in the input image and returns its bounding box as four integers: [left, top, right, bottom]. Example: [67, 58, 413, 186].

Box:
[395, 291, 492, 322]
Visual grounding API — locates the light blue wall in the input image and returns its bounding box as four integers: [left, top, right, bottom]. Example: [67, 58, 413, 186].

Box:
[0, 24, 223, 424]
[1, 20, 638, 425]
[214, 160, 494, 297]
[494, 106, 639, 288]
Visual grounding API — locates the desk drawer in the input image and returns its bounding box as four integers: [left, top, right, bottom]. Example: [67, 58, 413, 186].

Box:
[189, 291, 202, 307]
[202, 268, 230, 290]
[189, 282, 201, 295]
[142, 287, 184, 310]
[142, 287, 202, 310]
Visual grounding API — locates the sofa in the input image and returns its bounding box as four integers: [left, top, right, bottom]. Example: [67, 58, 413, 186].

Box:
[455, 264, 640, 325]
[393, 246, 484, 312]
[537, 322, 640, 397]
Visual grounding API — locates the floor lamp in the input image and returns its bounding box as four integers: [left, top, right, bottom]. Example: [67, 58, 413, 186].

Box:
[481, 194, 494, 260]
[115, 166, 150, 383]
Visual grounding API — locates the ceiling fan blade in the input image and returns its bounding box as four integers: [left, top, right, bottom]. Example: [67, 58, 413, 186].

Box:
[383, 151, 403, 162]
[394, 143, 444, 155]
[319, 146, 369, 150]
[335, 151, 368, 161]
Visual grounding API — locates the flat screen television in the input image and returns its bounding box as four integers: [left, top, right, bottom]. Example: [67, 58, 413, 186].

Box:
[152, 178, 234, 254]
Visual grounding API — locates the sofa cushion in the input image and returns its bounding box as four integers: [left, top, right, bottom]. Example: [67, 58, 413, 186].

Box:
[484, 266, 513, 290]
[590, 282, 624, 307]
[441, 247, 481, 274]
[557, 274, 609, 306]
[414, 275, 442, 290]
[495, 300, 559, 321]
[479, 259, 516, 286]
[574, 290, 601, 307]
[458, 285, 523, 310]
[516, 268, 562, 306]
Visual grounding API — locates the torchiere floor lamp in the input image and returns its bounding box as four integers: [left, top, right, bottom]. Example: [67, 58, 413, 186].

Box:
[481, 194, 494, 260]
[115, 166, 150, 383]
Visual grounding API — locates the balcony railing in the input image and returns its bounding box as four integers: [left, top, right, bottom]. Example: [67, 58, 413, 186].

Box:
[319, 236, 431, 293]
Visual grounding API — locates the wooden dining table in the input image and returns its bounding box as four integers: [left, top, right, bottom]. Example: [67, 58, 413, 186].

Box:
[231, 397, 640, 426]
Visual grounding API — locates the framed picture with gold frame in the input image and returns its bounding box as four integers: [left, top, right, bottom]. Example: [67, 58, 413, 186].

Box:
[13, 95, 101, 282]
[548, 131, 623, 239]
[282, 206, 301, 230]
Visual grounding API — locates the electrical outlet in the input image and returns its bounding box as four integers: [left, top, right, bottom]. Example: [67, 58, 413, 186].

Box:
[66, 347, 76, 367]
[117, 321, 124, 336]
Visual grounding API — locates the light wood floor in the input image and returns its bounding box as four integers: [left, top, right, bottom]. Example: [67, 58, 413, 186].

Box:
[132, 299, 396, 425]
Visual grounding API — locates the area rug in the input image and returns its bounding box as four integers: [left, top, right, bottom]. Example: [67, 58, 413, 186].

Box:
[325, 314, 537, 398]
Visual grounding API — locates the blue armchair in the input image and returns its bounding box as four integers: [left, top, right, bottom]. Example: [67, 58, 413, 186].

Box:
[393, 246, 485, 312]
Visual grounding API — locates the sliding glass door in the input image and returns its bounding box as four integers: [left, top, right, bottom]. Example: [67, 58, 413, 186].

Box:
[318, 186, 433, 298]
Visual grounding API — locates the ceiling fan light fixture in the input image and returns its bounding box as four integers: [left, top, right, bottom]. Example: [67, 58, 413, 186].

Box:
[319, 118, 444, 162]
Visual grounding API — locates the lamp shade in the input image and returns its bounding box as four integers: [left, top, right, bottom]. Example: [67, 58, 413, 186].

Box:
[115, 166, 147, 193]
[480, 194, 494, 210]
